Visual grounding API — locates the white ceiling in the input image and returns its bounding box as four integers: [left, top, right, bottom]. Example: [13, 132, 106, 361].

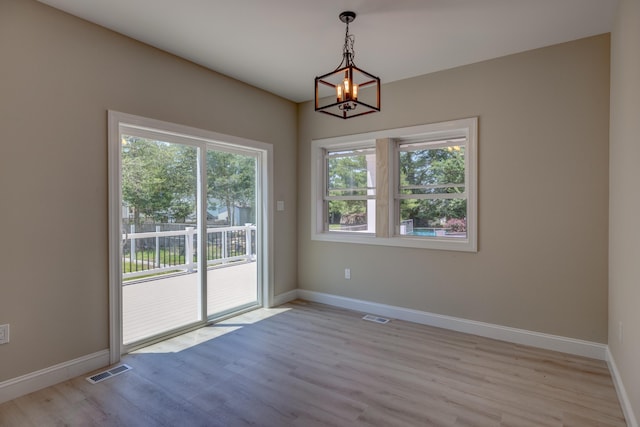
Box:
[38, 0, 617, 103]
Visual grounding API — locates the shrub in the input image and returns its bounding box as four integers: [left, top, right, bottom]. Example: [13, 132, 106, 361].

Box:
[445, 218, 466, 232]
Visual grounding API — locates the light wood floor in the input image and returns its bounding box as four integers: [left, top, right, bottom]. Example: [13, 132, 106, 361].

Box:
[0, 301, 626, 426]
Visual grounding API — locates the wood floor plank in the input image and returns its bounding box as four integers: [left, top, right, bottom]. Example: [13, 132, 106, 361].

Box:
[0, 300, 627, 426]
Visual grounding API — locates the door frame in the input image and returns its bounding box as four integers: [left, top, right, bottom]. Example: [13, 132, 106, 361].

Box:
[107, 111, 274, 363]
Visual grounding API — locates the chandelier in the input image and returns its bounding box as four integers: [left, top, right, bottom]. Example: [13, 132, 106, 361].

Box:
[315, 11, 381, 119]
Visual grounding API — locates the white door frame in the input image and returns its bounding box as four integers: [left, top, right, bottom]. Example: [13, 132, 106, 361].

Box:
[107, 111, 273, 363]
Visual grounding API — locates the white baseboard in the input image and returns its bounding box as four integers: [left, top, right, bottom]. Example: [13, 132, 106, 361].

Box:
[607, 348, 639, 427]
[297, 289, 608, 361]
[0, 350, 110, 404]
[272, 289, 298, 307]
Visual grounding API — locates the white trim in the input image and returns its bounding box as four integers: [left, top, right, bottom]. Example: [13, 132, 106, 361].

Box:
[262, 148, 275, 309]
[0, 350, 109, 404]
[272, 289, 298, 307]
[107, 111, 123, 365]
[310, 117, 478, 252]
[297, 289, 607, 360]
[607, 348, 639, 427]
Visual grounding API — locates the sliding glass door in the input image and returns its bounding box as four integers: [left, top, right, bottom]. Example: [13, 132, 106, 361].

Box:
[120, 134, 203, 346]
[206, 147, 260, 318]
[109, 112, 269, 355]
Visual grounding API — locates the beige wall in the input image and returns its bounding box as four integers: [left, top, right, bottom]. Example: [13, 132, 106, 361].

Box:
[298, 35, 610, 343]
[0, 0, 297, 382]
[609, 0, 640, 420]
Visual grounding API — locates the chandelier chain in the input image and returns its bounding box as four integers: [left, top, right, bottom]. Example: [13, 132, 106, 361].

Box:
[342, 21, 356, 65]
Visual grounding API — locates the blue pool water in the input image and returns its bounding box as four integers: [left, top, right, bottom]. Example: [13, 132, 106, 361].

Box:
[408, 228, 437, 236]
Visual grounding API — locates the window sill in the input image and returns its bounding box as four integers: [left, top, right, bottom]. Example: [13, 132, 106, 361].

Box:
[311, 232, 477, 252]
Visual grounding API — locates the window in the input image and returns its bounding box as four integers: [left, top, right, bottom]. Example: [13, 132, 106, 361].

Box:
[311, 117, 477, 251]
[325, 146, 376, 234]
[396, 137, 468, 240]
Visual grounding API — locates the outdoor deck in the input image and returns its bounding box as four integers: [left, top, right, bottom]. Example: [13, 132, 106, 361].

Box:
[123, 261, 257, 344]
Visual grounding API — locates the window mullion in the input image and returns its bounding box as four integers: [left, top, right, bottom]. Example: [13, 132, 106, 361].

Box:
[396, 193, 467, 200]
[375, 138, 391, 238]
[324, 195, 374, 201]
[400, 184, 466, 191]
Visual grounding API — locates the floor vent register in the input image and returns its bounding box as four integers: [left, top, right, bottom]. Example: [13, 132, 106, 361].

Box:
[86, 364, 132, 384]
[362, 314, 390, 324]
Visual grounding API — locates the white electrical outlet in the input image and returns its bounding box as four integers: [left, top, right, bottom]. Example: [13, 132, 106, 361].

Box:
[0, 324, 9, 344]
[345, 268, 351, 280]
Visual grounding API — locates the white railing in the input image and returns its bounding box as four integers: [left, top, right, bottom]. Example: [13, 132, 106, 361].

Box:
[400, 219, 414, 235]
[122, 224, 256, 280]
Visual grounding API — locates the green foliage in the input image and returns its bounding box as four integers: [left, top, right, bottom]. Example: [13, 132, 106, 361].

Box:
[121, 137, 197, 225]
[399, 146, 466, 225]
[326, 151, 371, 224]
[121, 137, 257, 227]
[207, 151, 256, 226]
[324, 145, 466, 227]
[398, 171, 419, 221]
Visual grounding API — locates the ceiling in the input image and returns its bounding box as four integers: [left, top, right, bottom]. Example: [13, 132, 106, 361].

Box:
[38, 0, 617, 103]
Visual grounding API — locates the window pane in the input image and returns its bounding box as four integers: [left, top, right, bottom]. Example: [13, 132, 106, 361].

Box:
[120, 135, 201, 345]
[399, 199, 467, 238]
[327, 149, 375, 194]
[328, 200, 372, 232]
[206, 150, 256, 226]
[121, 136, 197, 226]
[399, 145, 465, 191]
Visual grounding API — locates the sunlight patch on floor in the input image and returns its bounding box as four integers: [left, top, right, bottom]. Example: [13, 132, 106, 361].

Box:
[133, 307, 291, 354]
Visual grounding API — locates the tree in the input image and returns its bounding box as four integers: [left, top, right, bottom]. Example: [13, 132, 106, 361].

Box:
[121, 138, 256, 227]
[121, 137, 197, 226]
[207, 151, 256, 226]
[326, 153, 370, 225]
[399, 146, 466, 226]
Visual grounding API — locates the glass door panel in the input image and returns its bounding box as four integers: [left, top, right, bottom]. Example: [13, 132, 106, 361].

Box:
[206, 148, 259, 317]
[120, 135, 202, 346]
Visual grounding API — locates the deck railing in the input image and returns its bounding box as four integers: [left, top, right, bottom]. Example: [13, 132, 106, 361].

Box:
[122, 224, 256, 280]
[400, 219, 414, 235]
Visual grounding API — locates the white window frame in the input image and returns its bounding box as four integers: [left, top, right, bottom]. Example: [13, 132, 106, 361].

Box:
[311, 117, 477, 252]
[311, 138, 378, 245]
[324, 144, 377, 236]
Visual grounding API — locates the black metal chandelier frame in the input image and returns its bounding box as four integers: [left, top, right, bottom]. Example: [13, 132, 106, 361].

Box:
[315, 11, 381, 119]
